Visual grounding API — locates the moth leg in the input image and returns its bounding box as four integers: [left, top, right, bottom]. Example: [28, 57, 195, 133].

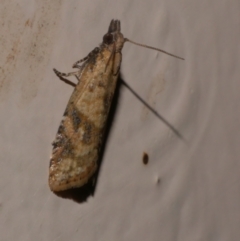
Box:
[72, 47, 100, 69]
[53, 68, 79, 78]
[72, 56, 88, 69]
[53, 68, 78, 87]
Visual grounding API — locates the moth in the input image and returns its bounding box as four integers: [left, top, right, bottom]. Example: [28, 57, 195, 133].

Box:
[49, 19, 183, 192]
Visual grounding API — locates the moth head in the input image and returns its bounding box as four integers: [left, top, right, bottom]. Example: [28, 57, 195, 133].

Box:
[102, 19, 125, 52]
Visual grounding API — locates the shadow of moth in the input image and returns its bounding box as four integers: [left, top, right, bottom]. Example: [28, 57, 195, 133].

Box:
[49, 19, 183, 192]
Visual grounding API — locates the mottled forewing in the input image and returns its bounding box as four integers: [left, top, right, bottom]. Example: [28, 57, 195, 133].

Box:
[49, 47, 119, 192]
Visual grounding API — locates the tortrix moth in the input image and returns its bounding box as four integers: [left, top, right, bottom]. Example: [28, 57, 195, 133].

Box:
[49, 19, 183, 192]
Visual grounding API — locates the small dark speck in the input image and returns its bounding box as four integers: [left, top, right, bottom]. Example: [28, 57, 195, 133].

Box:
[142, 152, 149, 165]
[155, 176, 161, 185]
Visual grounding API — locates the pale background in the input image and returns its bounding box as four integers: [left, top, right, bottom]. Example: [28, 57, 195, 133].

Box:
[1, 0, 240, 240]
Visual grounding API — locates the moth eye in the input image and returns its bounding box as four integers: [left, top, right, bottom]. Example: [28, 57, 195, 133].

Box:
[103, 33, 113, 45]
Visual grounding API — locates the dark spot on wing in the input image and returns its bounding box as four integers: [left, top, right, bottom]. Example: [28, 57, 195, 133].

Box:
[87, 47, 100, 71]
[57, 122, 65, 134]
[52, 121, 66, 149]
[98, 80, 105, 88]
[82, 122, 92, 144]
[72, 108, 81, 132]
[63, 108, 68, 116]
[62, 141, 75, 157]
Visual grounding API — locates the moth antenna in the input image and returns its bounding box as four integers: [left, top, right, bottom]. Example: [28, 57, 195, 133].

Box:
[124, 38, 184, 60]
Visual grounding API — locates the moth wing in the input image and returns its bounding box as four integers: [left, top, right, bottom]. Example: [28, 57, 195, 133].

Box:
[49, 48, 117, 192]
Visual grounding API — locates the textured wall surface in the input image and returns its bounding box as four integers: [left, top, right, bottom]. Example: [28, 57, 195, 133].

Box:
[1, 0, 240, 240]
